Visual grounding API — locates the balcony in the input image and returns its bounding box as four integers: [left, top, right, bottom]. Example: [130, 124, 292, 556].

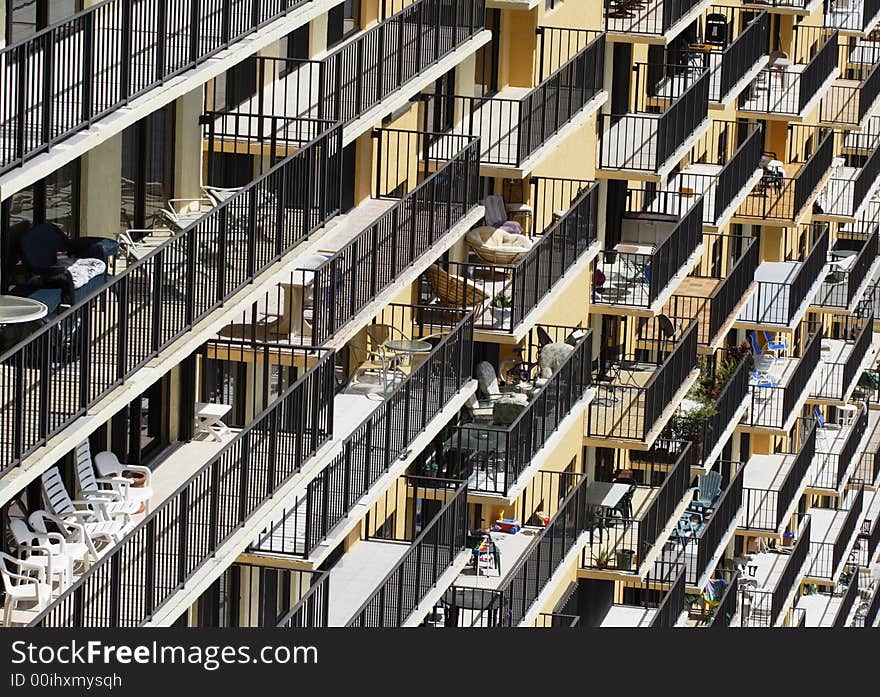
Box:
[810, 313, 877, 404]
[597, 63, 710, 180]
[0, 0, 332, 177]
[246, 305, 475, 564]
[586, 322, 699, 449]
[586, 566, 687, 627]
[662, 121, 764, 231]
[0, 120, 344, 488]
[742, 324, 822, 432]
[420, 29, 607, 174]
[579, 443, 695, 578]
[30, 347, 338, 627]
[593, 192, 704, 314]
[732, 126, 835, 226]
[657, 355, 751, 472]
[809, 402, 870, 495]
[215, 0, 488, 139]
[439, 471, 591, 627]
[820, 40, 880, 128]
[737, 225, 830, 329]
[824, 0, 880, 35]
[436, 326, 592, 498]
[654, 463, 744, 590]
[737, 28, 839, 120]
[742, 0, 823, 13]
[337, 477, 470, 628]
[806, 485, 865, 583]
[812, 225, 880, 312]
[741, 418, 816, 534]
[794, 566, 863, 627]
[737, 515, 812, 627]
[604, 0, 713, 43]
[204, 126, 482, 347]
[660, 7, 769, 108]
[853, 409, 880, 489]
[419, 180, 600, 338]
[853, 489, 880, 568]
[661, 234, 760, 352]
[815, 145, 880, 225]
[853, 577, 880, 626]
[277, 570, 330, 628]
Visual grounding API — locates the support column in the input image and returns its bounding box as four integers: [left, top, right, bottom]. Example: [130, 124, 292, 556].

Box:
[1, 0, 7, 48]
[453, 52, 477, 126]
[174, 85, 204, 201]
[309, 14, 328, 57]
[79, 135, 122, 240]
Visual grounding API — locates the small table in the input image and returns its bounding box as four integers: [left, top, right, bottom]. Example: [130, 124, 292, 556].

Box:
[584, 481, 631, 511]
[195, 402, 232, 442]
[383, 338, 432, 365]
[0, 295, 49, 324]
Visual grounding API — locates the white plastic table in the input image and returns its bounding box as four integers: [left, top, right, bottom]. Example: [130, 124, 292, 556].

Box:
[195, 402, 232, 442]
[0, 295, 48, 324]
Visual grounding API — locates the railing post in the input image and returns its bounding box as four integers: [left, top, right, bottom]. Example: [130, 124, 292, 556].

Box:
[144, 517, 156, 619]
[177, 487, 189, 587]
[156, 0, 167, 82]
[40, 29, 53, 146]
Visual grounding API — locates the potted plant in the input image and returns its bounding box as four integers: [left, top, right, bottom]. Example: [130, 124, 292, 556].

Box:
[594, 547, 612, 569]
[616, 548, 636, 571]
[663, 403, 717, 464]
[490, 292, 512, 326]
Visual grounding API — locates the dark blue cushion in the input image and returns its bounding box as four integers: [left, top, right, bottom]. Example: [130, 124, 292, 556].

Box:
[19, 223, 68, 272]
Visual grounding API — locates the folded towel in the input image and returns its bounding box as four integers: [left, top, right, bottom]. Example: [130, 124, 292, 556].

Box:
[58, 258, 106, 289]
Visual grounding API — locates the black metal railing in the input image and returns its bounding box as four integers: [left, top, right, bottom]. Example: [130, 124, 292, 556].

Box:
[707, 571, 740, 627]
[0, 0, 315, 175]
[29, 349, 337, 627]
[808, 485, 864, 580]
[739, 226, 829, 325]
[685, 465, 744, 587]
[604, 0, 706, 36]
[599, 65, 709, 173]
[346, 478, 468, 627]
[739, 30, 838, 116]
[651, 566, 687, 628]
[491, 472, 590, 626]
[825, 0, 880, 34]
[833, 564, 862, 627]
[814, 228, 879, 310]
[821, 142, 880, 218]
[308, 128, 480, 343]
[714, 11, 770, 104]
[742, 420, 816, 531]
[667, 235, 759, 348]
[698, 360, 751, 467]
[587, 323, 698, 442]
[0, 121, 343, 480]
[741, 515, 811, 627]
[854, 582, 880, 627]
[853, 434, 880, 489]
[420, 29, 605, 167]
[595, 196, 704, 310]
[250, 306, 474, 559]
[581, 443, 694, 573]
[854, 512, 880, 568]
[812, 404, 868, 491]
[821, 41, 880, 127]
[812, 313, 873, 402]
[426, 181, 599, 332]
[276, 570, 331, 628]
[448, 327, 592, 495]
[708, 123, 764, 224]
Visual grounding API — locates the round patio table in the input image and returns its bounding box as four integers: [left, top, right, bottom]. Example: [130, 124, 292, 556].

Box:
[0, 295, 48, 324]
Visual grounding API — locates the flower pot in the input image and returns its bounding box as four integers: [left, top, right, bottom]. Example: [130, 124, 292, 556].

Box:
[491, 306, 511, 327]
[121, 470, 147, 488]
[616, 549, 635, 571]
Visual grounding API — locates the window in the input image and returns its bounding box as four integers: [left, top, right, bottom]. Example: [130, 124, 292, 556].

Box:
[8, 0, 82, 44]
[326, 0, 360, 50]
[1, 160, 80, 291]
[121, 104, 175, 234]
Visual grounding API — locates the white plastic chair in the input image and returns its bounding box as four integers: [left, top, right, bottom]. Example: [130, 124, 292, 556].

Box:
[0, 551, 52, 626]
[7, 519, 72, 592]
[29, 510, 98, 568]
[93, 451, 154, 515]
[73, 442, 142, 517]
[159, 198, 215, 230]
[40, 467, 131, 545]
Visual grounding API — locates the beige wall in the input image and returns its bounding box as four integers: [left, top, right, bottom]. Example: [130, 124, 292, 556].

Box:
[79, 136, 122, 240]
[174, 86, 205, 201]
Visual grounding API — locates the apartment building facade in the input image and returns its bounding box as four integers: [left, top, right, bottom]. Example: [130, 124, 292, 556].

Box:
[0, 0, 879, 630]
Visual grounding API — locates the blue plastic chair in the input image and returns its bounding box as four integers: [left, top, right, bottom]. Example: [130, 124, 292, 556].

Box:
[763, 331, 788, 356]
